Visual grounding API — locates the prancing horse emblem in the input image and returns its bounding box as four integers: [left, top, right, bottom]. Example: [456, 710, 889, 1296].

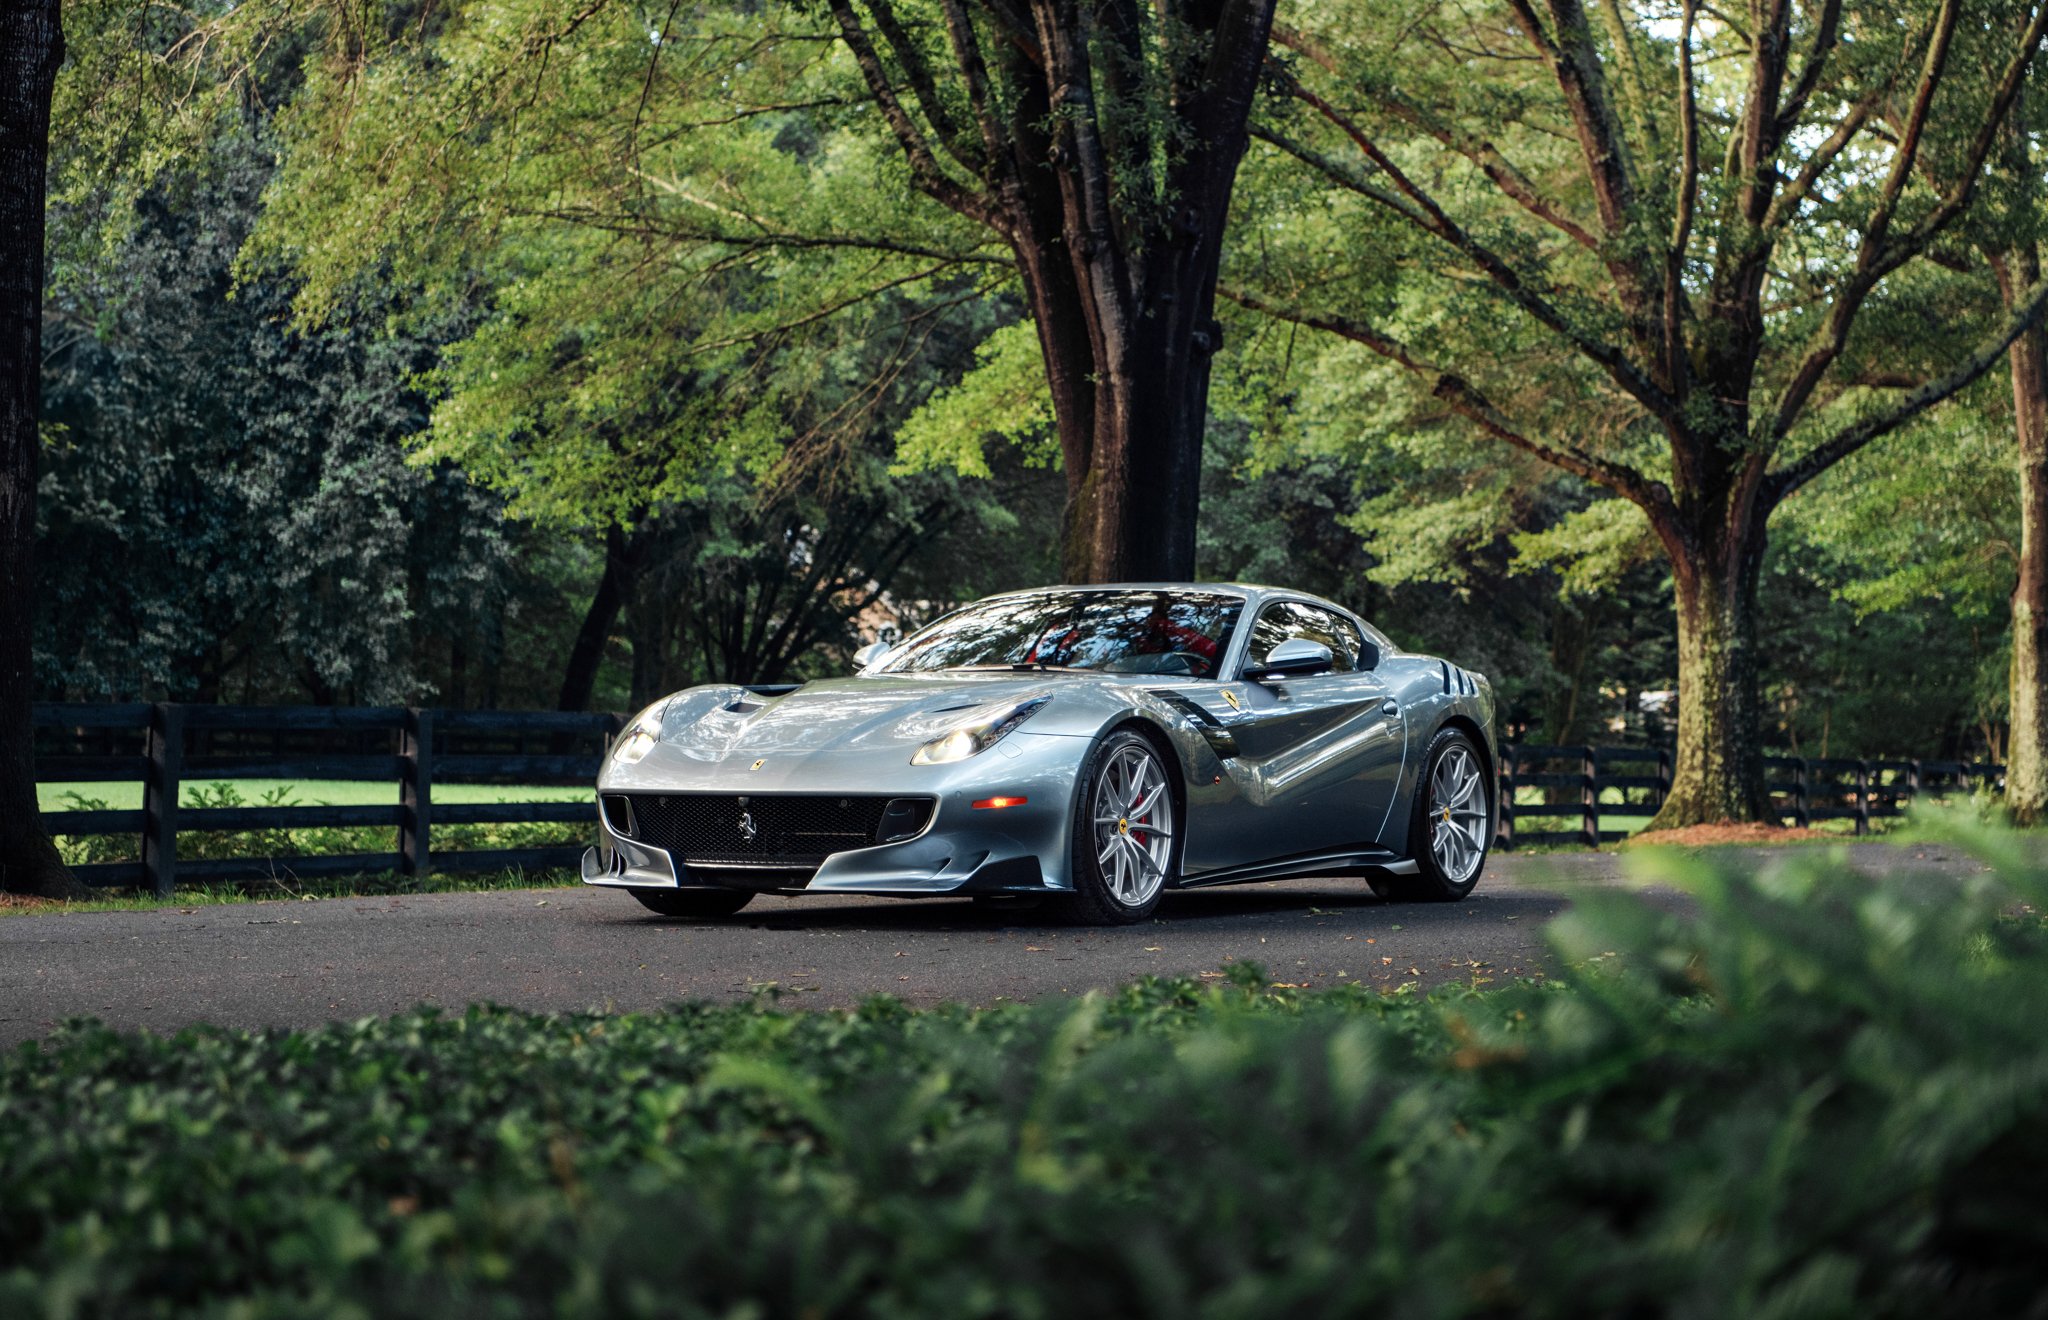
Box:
[750, 758, 766, 771]
[738, 810, 759, 843]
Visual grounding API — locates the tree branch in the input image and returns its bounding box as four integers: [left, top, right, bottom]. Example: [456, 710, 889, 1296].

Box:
[1270, 27, 1600, 252]
[1767, 270, 2048, 504]
[1256, 94, 1679, 425]
[1773, 0, 1841, 138]
[1222, 286, 1669, 513]
[936, 0, 1010, 179]
[1896, 1, 2048, 251]
[1759, 0, 1962, 443]
[1762, 93, 1873, 230]
[825, 0, 1002, 230]
[1665, 0, 1698, 393]
[1592, 0, 1660, 162]
[1506, 0, 1639, 236]
[863, 0, 983, 174]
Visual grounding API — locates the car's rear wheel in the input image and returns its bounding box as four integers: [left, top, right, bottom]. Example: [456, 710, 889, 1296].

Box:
[629, 887, 754, 919]
[1063, 729, 1180, 925]
[1377, 728, 1491, 903]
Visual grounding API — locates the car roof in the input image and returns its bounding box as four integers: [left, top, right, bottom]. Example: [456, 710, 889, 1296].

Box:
[972, 583, 1391, 647]
[981, 582, 1316, 609]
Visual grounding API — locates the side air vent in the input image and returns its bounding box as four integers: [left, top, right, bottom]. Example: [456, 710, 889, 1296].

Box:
[600, 794, 634, 835]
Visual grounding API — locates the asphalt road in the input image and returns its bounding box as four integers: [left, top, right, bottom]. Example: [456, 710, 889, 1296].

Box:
[0, 843, 1984, 1044]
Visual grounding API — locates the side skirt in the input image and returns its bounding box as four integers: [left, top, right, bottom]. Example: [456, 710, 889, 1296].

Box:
[1176, 850, 1417, 889]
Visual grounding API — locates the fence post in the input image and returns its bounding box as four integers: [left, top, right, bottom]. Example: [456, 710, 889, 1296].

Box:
[1795, 758, 1811, 828]
[1855, 760, 1870, 835]
[1654, 746, 1671, 814]
[142, 703, 185, 897]
[1498, 744, 1516, 850]
[1581, 746, 1599, 848]
[401, 707, 435, 878]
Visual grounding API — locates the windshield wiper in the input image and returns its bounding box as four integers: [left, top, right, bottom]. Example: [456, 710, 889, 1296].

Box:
[942, 663, 1088, 674]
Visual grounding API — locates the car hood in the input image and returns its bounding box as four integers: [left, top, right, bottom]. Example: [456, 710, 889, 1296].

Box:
[645, 673, 1089, 761]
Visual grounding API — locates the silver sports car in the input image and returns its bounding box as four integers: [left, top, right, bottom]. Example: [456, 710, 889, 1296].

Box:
[581, 583, 1496, 925]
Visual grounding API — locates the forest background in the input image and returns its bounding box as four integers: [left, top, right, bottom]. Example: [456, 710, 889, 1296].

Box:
[20, 0, 2042, 823]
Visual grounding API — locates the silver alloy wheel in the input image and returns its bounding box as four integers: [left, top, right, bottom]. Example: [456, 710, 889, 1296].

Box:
[1091, 742, 1175, 907]
[1428, 745, 1489, 885]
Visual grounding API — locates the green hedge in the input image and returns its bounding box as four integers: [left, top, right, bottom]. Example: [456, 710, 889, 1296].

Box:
[5, 826, 2048, 1317]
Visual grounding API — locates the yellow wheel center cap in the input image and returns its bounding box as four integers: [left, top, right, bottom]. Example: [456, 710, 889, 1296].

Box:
[1440, 807, 1452, 824]
[1118, 818, 1129, 834]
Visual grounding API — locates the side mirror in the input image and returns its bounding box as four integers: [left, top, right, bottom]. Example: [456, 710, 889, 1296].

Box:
[852, 640, 891, 671]
[1247, 637, 1333, 681]
[1357, 638, 1381, 671]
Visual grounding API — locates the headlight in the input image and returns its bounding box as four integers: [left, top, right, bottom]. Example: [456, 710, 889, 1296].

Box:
[910, 696, 1051, 765]
[611, 701, 670, 766]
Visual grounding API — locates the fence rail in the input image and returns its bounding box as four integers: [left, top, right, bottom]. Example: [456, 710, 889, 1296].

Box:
[1495, 744, 2002, 849]
[34, 703, 624, 894]
[34, 704, 2005, 890]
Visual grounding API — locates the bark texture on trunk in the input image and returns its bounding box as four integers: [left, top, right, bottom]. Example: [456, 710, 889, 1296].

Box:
[0, 0, 78, 898]
[1997, 245, 2048, 825]
[1651, 538, 1771, 828]
[829, 0, 1277, 583]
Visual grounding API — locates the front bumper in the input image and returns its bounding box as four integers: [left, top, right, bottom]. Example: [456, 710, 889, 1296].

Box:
[581, 731, 1082, 897]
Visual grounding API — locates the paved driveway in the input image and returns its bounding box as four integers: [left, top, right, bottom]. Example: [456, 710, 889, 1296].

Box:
[0, 843, 1981, 1044]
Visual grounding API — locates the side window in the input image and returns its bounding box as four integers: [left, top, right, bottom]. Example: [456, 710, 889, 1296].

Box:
[1245, 602, 1364, 674]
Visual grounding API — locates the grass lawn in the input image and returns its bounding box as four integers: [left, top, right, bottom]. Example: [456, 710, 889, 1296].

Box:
[38, 778, 591, 811]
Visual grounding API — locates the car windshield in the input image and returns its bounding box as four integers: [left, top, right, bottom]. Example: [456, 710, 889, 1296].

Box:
[876, 591, 1245, 679]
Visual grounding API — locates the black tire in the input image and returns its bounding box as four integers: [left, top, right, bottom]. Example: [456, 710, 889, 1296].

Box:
[1384, 727, 1491, 903]
[629, 886, 754, 919]
[1060, 728, 1182, 926]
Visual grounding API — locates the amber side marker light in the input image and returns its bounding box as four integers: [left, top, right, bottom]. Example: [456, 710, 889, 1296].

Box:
[972, 796, 1029, 809]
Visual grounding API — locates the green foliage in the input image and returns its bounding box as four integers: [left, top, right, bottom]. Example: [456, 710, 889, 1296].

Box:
[893, 319, 1059, 478]
[9, 834, 2048, 1313]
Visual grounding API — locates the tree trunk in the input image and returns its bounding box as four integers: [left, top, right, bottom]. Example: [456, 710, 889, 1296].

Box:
[556, 523, 634, 713]
[836, 0, 1275, 585]
[0, 0, 79, 899]
[1648, 533, 1772, 829]
[1066, 320, 1216, 582]
[1996, 245, 2048, 824]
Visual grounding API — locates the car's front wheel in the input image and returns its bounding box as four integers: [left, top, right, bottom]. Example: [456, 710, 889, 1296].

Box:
[1378, 728, 1491, 902]
[629, 887, 754, 919]
[1063, 729, 1180, 925]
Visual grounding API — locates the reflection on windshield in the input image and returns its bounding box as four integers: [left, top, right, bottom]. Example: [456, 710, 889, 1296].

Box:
[877, 591, 1244, 679]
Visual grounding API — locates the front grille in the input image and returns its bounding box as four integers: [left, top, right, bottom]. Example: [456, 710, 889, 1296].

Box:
[620, 794, 934, 867]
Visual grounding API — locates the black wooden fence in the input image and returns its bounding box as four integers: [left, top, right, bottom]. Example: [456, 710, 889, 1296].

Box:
[33, 703, 2007, 892]
[1496, 744, 2004, 848]
[34, 703, 624, 894]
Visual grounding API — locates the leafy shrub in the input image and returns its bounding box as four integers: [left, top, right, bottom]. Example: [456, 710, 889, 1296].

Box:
[5, 826, 2048, 1316]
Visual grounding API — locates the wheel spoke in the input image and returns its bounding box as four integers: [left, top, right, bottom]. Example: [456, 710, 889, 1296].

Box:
[1087, 743, 1174, 907]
